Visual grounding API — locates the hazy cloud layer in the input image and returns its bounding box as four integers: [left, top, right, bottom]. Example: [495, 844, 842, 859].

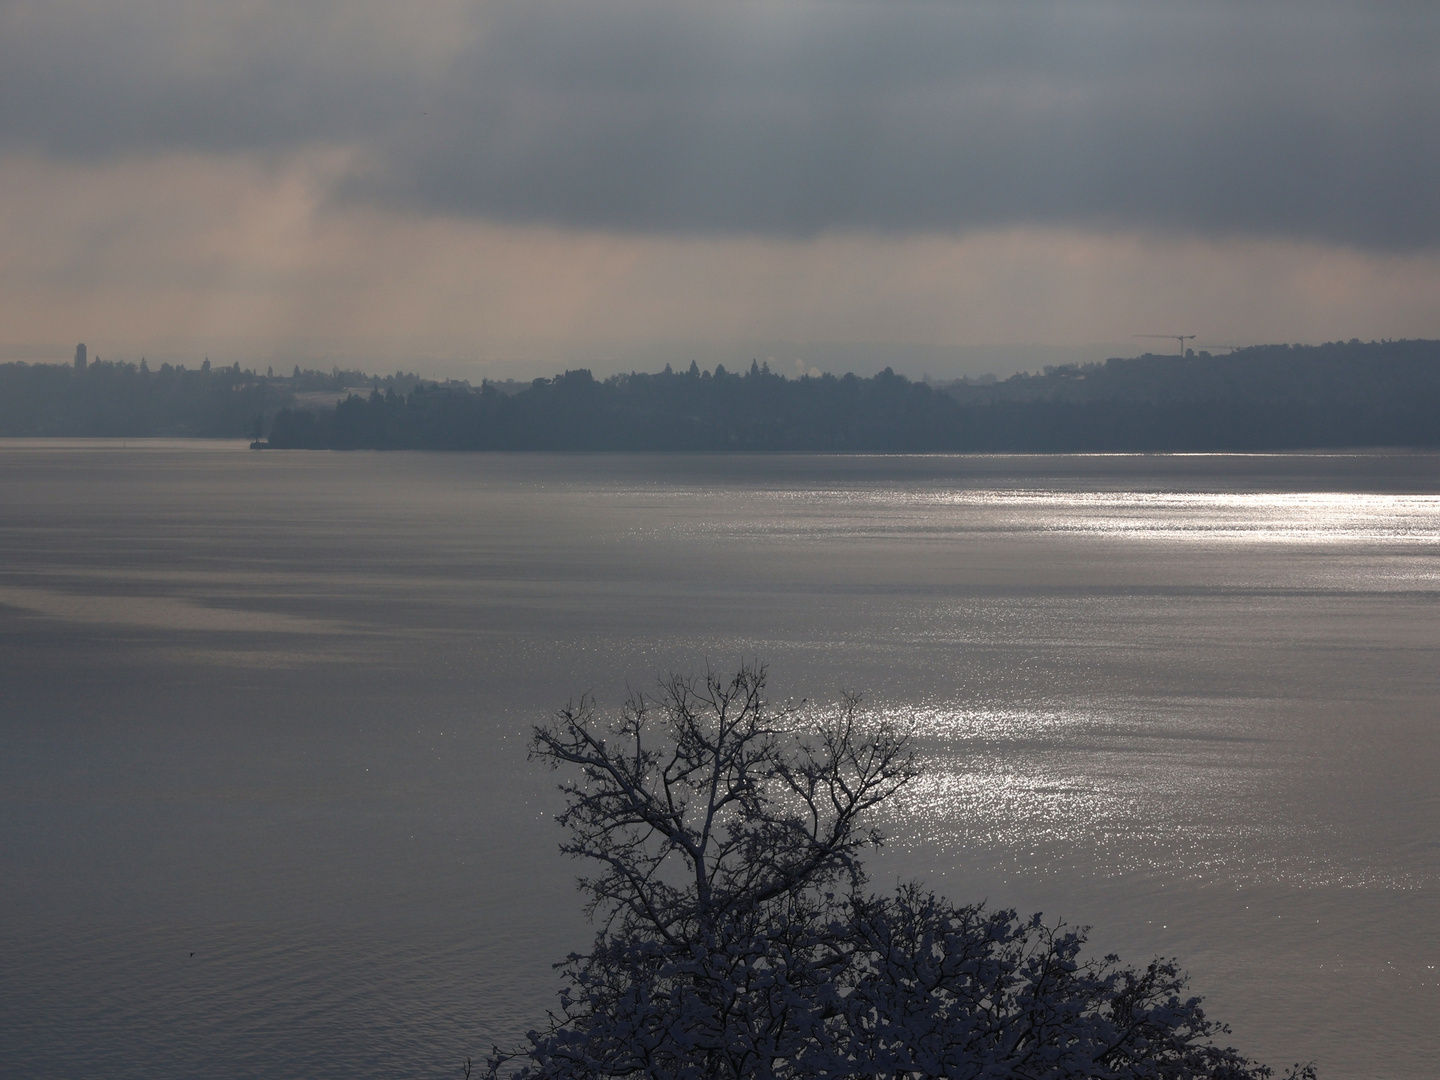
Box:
[3, 0, 1436, 249]
[6, 152, 1438, 380]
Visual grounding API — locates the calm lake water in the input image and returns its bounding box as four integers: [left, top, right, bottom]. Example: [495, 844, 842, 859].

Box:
[1, 443, 1437, 1079]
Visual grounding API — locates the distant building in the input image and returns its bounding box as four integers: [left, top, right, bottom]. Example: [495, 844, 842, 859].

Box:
[74, 343, 87, 370]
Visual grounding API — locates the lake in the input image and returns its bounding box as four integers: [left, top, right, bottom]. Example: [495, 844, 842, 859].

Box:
[1, 443, 1436, 1078]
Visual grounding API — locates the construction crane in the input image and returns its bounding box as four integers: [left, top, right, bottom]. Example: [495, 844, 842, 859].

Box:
[1136, 333, 1196, 356]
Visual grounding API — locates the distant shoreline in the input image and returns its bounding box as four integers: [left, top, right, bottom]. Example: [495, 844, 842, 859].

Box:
[7, 340, 1440, 453]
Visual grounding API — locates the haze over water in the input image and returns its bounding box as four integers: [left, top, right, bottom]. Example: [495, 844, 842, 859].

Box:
[1, 443, 1436, 1079]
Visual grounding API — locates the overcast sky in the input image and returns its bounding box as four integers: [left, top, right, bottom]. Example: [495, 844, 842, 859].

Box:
[2, 0, 1437, 379]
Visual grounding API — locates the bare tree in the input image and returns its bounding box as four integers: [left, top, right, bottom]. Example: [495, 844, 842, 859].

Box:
[533, 663, 914, 940]
[488, 662, 1312, 1080]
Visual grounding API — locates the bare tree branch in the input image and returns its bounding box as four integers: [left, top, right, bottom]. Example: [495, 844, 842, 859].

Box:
[488, 662, 1302, 1080]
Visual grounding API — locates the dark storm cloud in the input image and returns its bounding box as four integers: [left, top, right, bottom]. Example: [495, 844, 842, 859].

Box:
[0, 2, 427, 154]
[3, 1, 1437, 249]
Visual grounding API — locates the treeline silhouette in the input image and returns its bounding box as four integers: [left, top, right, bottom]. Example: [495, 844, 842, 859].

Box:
[7, 340, 1439, 449]
[263, 340, 1440, 451]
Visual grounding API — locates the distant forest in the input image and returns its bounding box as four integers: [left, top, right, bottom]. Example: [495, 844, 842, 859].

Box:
[4, 339, 1439, 451]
